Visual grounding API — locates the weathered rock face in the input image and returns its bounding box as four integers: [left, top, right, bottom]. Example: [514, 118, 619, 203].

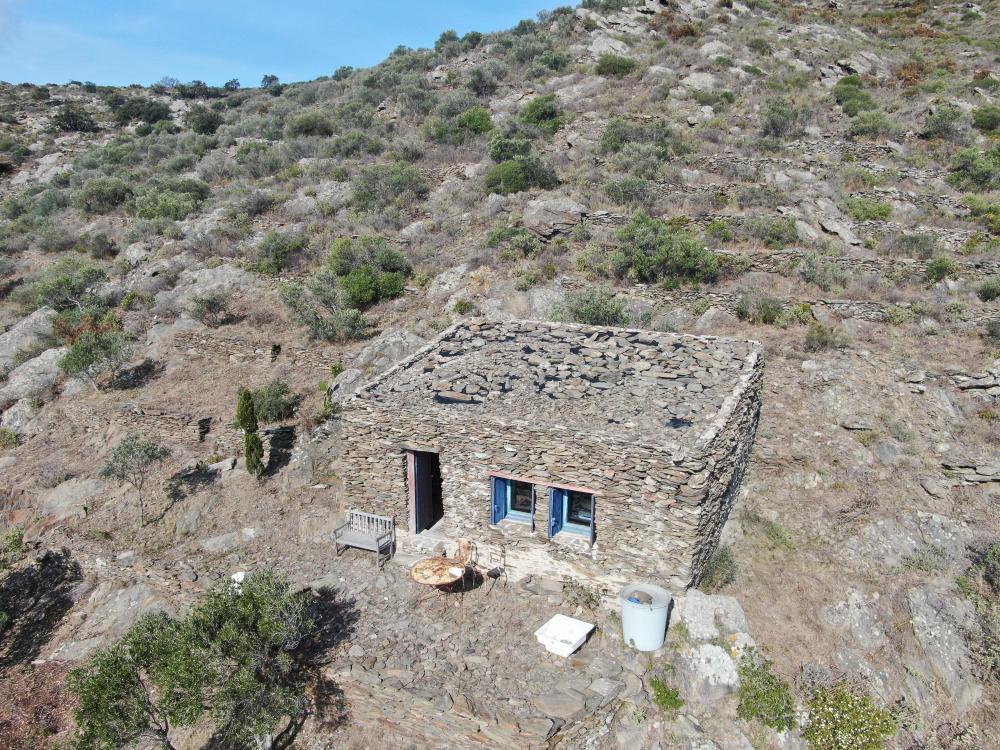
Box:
[0, 398, 38, 433]
[327, 319, 764, 589]
[0, 306, 57, 371]
[353, 328, 426, 373]
[522, 196, 587, 237]
[0, 346, 67, 409]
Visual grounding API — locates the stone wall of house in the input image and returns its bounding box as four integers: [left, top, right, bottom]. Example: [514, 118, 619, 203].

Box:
[330, 346, 763, 590]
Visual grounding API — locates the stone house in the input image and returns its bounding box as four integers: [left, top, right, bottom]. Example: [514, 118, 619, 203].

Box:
[326, 319, 763, 590]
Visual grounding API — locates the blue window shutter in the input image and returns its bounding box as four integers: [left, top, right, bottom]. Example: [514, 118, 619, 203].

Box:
[549, 488, 564, 537]
[491, 478, 508, 524]
[589, 494, 596, 547]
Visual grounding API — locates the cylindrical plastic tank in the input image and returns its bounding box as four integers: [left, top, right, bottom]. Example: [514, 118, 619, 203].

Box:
[619, 583, 672, 651]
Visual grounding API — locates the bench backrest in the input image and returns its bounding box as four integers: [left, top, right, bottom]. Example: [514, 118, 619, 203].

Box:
[348, 510, 394, 537]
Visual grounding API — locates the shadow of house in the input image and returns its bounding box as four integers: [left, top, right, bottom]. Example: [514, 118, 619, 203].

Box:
[0, 549, 81, 673]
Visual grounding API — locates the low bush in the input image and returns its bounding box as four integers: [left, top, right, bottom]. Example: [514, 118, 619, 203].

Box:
[550, 288, 630, 327]
[189, 291, 232, 326]
[743, 216, 798, 249]
[236, 142, 287, 178]
[51, 104, 99, 132]
[250, 232, 307, 275]
[486, 225, 543, 261]
[972, 104, 1000, 133]
[485, 156, 557, 195]
[285, 111, 334, 138]
[488, 132, 532, 162]
[948, 147, 1000, 192]
[351, 162, 429, 212]
[425, 106, 494, 145]
[802, 685, 895, 750]
[15, 256, 105, 312]
[832, 76, 876, 116]
[596, 53, 638, 77]
[326, 235, 411, 308]
[324, 130, 383, 157]
[134, 178, 210, 220]
[519, 93, 564, 134]
[922, 106, 966, 140]
[59, 329, 133, 387]
[736, 294, 783, 324]
[963, 195, 1000, 234]
[737, 651, 797, 731]
[186, 105, 224, 135]
[279, 275, 367, 342]
[956, 541, 1000, 682]
[883, 233, 940, 259]
[603, 177, 653, 208]
[111, 97, 172, 125]
[805, 321, 848, 351]
[759, 97, 807, 138]
[467, 67, 499, 97]
[612, 213, 719, 285]
[600, 118, 680, 160]
[849, 111, 901, 139]
[977, 277, 1000, 302]
[0, 428, 17, 449]
[649, 676, 684, 712]
[249, 379, 298, 422]
[925, 256, 958, 282]
[700, 545, 736, 591]
[845, 197, 892, 221]
[72, 177, 133, 214]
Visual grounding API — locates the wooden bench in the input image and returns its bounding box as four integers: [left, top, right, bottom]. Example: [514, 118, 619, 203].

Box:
[333, 510, 395, 567]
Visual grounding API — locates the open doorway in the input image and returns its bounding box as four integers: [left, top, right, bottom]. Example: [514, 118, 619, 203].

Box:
[406, 450, 443, 534]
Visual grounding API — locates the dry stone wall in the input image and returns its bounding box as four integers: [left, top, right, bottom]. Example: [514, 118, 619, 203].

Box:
[329, 320, 764, 589]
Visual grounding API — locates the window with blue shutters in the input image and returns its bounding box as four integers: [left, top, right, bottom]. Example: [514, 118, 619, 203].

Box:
[491, 476, 509, 524]
[549, 486, 595, 544]
[491, 476, 535, 526]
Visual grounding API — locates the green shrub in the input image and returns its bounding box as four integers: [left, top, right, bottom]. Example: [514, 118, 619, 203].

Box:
[921, 106, 966, 140]
[186, 106, 224, 135]
[285, 111, 334, 137]
[884, 233, 940, 259]
[736, 294, 783, 324]
[759, 97, 806, 138]
[0, 428, 17, 450]
[803, 685, 895, 750]
[455, 105, 494, 134]
[73, 177, 133, 214]
[15, 256, 105, 312]
[832, 76, 876, 116]
[972, 105, 1000, 133]
[325, 235, 411, 308]
[551, 288, 630, 327]
[925, 256, 958, 282]
[467, 67, 499, 97]
[798, 252, 850, 291]
[59, 330, 133, 387]
[425, 106, 494, 145]
[279, 276, 367, 342]
[948, 147, 1000, 192]
[649, 678, 684, 713]
[743, 216, 798, 248]
[112, 97, 172, 125]
[845, 197, 892, 221]
[612, 213, 719, 285]
[849, 111, 901, 139]
[748, 37, 771, 55]
[599, 118, 677, 157]
[488, 133, 532, 162]
[189, 291, 232, 327]
[250, 379, 298, 422]
[325, 130, 383, 157]
[51, 103, 99, 132]
[236, 141, 286, 178]
[737, 651, 797, 731]
[519, 93, 564, 134]
[251, 232, 307, 275]
[596, 53, 638, 77]
[603, 178, 652, 207]
[963, 195, 1000, 234]
[351, 162, 429, 211]
[134, 178, 210, 220]
[977, 277, 1000, 302]
[486, 225, 543, 261]
[484, 156, 557, 195]
[700, 545, 736, 591]
[805, 321, 848, 351]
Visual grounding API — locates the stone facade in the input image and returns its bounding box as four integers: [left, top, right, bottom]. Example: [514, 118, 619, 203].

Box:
[326, 319, 763, 590]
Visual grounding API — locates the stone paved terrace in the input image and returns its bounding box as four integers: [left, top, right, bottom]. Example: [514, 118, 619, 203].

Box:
[352, 319, 761, 451]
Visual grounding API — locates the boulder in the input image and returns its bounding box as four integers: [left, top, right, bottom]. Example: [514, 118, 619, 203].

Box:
[676, 589, 751, 641]
[0, 346, 67, 409]
[589, 33, 629, 57]
[158, 263, 260, 310]
[677, 643, 740, 706]
[327, 368, 366, 402]
[0, 398, 38, 433]
[0, 307, 57, 371]
[523, 197, 587, 236]
[38, 477, 104, 526]
[692, 307, 737, 334]
[819, 218, 862, 246]
[354, 328, 426, 373]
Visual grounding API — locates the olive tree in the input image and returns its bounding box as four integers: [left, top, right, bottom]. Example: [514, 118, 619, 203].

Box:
[100, 434, 171, 526]
[67, 572, 317, 750]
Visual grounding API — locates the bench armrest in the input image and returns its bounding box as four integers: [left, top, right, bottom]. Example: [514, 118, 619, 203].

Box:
[376, 530, 394, 547]
[332, 520, 350, 539]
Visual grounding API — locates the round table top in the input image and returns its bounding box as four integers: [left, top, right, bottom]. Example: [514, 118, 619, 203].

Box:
[411, 556, 466, 587]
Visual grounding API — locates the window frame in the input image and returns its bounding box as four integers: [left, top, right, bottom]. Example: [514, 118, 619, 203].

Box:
[506, 479, 535, 524]
[561, 489, 595, 536]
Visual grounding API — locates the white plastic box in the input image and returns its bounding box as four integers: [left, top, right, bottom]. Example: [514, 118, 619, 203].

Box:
[534, 614, 594, 657]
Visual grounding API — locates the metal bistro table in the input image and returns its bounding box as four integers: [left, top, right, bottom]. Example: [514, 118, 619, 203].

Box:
[410, 556, 468, 606]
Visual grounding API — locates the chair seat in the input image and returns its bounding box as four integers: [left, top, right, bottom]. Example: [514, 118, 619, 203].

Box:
[336, 530, 387, 551]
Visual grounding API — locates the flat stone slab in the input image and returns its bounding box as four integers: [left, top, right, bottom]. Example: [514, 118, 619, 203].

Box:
[532, 688, 589, 720]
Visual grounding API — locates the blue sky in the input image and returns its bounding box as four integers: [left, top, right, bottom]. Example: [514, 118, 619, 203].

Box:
[0, 0, 560, 87]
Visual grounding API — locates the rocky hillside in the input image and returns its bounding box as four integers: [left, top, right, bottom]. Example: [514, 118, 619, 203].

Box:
[1, 0, 998, 748]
